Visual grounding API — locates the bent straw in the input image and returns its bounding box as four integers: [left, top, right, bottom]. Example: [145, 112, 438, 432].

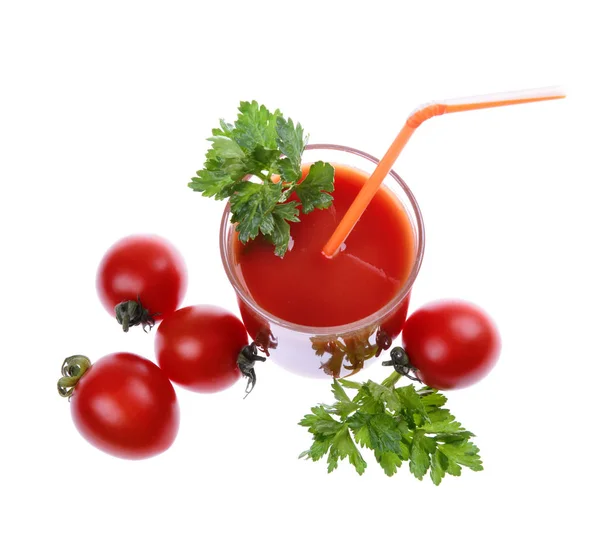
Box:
[322, 86, 566, 258]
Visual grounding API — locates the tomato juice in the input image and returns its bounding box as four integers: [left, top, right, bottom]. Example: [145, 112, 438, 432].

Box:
[236, 165, 415, 327]
[220, 144, 424, 378]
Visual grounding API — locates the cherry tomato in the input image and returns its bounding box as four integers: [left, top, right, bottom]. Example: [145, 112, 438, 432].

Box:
[401, 300, 501, 390]
[67, 353, 180, 459]
[96, 235, 187, 331]
[155, 305, 248, 393]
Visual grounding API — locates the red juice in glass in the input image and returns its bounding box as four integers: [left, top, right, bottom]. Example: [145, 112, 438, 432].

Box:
[220, 144, 424, 378]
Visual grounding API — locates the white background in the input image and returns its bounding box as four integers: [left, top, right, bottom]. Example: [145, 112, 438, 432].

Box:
[1, 1, 597, 554]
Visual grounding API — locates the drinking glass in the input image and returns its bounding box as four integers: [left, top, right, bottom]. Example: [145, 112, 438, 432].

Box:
[220, 144, 425, 378]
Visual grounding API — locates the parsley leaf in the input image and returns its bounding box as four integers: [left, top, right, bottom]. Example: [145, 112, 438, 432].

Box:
[409, 430, 436, 480]
[299, 372, 484, 484]
[299, 405, 343, 436]
[232, 101, 281, 151]
[330, 380, 360, 419]
[327, 425, 367, 475]
[295, 161, 335, 213]
[276, 116, 306, 181]
[269, 202, 301, 257]
[229, 180, 281, 243]
[189, 101, 335, 256]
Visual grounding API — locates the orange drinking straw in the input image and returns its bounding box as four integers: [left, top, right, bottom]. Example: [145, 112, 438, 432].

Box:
[322, 86, 566, 258]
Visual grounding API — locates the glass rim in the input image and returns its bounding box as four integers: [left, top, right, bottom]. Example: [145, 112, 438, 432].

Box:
[219, 143, 426, 337]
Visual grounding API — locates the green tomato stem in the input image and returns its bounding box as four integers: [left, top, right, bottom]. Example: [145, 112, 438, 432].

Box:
[381, 346, 422, 384]
[237, 342, 266, 398]
[114, 297, 157, 332]
[57, 355, 92, 399]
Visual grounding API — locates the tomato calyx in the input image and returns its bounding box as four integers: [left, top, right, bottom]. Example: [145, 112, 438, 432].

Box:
[115, 297, 158, 332]
[381, 346, 422, 383]
[237, 343, 266, 398]
[57, 355, 92, 399]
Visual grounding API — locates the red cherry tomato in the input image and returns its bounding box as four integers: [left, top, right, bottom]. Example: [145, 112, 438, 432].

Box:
[155, 305, 248, 393]
[68, 353, 180, 459]
[96, 235, 187, 330]
[401, 300, 501, 390]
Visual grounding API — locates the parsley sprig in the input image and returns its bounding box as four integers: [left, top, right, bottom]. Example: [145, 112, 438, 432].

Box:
[299, 370, 483, 484]
[189, 101, 335, 256]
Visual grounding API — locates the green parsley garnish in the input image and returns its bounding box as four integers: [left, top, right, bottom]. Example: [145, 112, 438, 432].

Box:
[299, 369, 483, 484]
[189, 101, 335, 256]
